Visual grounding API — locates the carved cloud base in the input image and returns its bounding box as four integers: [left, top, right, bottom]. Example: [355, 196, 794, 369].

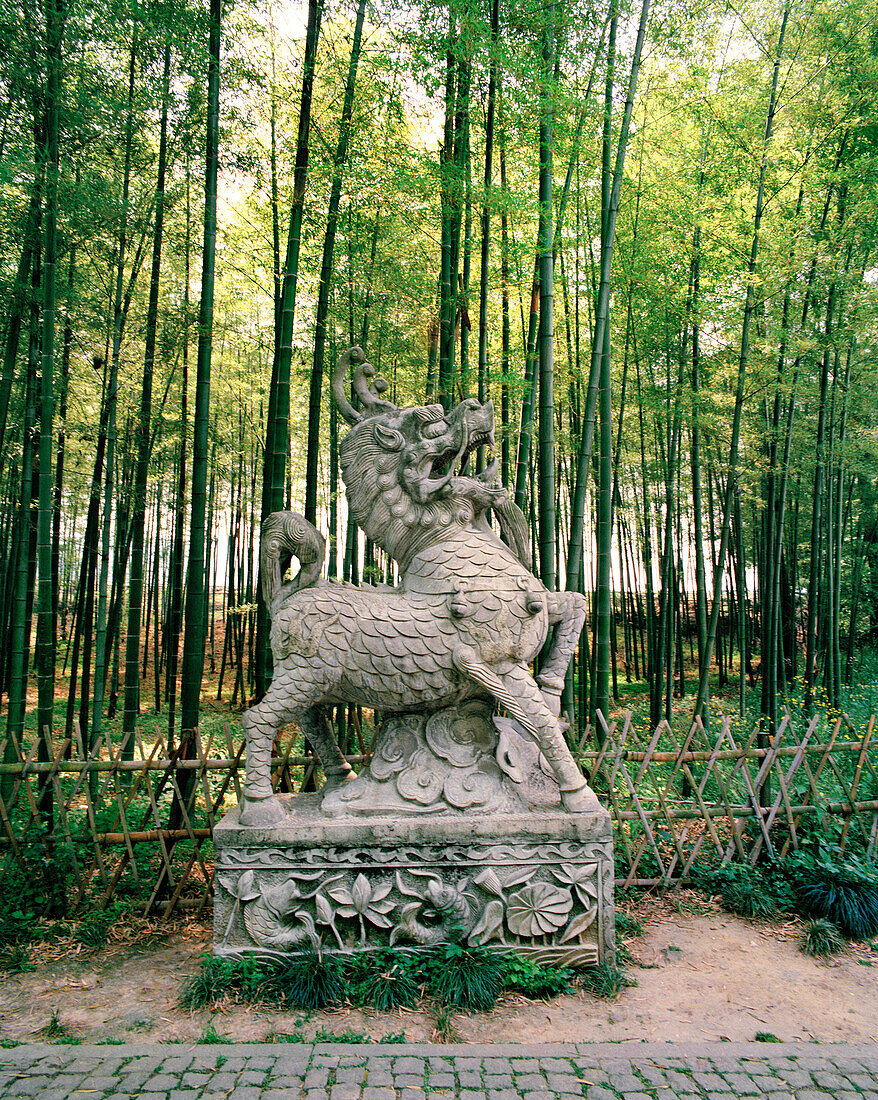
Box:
[214, 797, 615, 969]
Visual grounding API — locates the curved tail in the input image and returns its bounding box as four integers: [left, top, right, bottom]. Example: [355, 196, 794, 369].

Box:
[260, 511, 325, 615]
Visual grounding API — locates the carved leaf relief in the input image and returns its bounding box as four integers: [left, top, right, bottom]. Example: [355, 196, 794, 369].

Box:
[467, 899, 505, 946]
[559, 907, 598, 943]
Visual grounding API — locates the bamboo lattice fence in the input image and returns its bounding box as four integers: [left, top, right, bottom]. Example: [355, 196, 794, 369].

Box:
[1, 709, 876, 918]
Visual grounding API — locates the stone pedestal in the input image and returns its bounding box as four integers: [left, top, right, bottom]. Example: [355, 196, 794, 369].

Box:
[216, 704, 614, 967]
[215, 797, 614, 970]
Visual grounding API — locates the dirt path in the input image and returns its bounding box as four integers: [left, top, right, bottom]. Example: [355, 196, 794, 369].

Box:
[2, 901, 877, 1046]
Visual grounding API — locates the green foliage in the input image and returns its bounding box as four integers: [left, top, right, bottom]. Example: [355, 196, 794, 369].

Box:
[179, 955, 263, 1010]
[800, 919, 847, 957]
[754, 1032, 783, 1043]
[180, 944, 574, 1016]
[347, 951, 420, 1011]
[423, 944, 506, 1012]
[0, 830, 73, 943]
[379, 1031, 408, 1044]
[579, 964, 637, 998]
[432, 1005, 459, 1042]
[0, 944, 33, 973]
[75, 906, 122, 948]
[263, 950, 346, 1009]
[793, 858, 878, 941]
[490, 953, 574, 999]
[39, 1009, 71, 1040]
[197, 1021, 227, 1044]
[615, 912, 644, 937]
[695, 862, 793, 920]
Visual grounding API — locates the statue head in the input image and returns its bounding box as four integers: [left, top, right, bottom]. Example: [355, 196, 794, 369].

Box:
[333, 348, 507, 563]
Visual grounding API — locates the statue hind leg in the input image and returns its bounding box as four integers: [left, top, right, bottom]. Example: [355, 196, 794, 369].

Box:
[241, 669, 355, 826]
[453, 643, 598, 813]
[298, 707, 356, 793]
[537, 591, 587, 716]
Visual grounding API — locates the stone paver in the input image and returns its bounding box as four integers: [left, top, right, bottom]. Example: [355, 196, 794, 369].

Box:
[0, 1041, 877, 1097]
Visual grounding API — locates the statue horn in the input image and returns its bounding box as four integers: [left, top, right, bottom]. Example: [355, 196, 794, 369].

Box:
[332, 347, 365, 425]
[332, 346, 397, 426]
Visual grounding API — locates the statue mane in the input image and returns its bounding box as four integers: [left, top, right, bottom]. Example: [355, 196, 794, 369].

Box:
[339, 420, 480, 567]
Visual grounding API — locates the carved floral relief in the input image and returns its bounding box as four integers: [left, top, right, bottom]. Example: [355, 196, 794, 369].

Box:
[216, 851, 604, 965]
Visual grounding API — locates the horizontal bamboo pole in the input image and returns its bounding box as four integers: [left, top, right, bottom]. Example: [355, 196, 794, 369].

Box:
[0, 753, 371, 775]
[3, 800, 873, 850]
[583, 741, 867, 764]
[0, 740, 868, 775]
[92, 827, 213, 843]
[611, 799, 878, 820]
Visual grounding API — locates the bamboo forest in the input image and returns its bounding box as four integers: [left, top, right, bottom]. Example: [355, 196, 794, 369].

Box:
[1, 0, 878, 836]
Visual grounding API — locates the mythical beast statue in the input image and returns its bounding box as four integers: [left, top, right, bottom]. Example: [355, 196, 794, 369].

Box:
[240, 347, 593, 826]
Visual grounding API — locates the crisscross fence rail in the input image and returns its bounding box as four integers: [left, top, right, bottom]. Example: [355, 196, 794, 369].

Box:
[581, 711, 877, 888]
[0, 709, 875, 918]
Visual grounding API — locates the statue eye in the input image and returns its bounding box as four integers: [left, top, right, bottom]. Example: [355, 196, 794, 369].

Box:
[422, 420, 448, 439]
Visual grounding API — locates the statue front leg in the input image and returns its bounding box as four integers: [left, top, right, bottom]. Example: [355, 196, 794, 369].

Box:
[453, 644, 598, 813]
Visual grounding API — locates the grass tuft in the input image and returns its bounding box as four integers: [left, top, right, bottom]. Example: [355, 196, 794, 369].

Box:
[39, 1009, 70, 1040]
[356, 960, 420, 1011]
[427, 945, 506, 1012]
[0, 944, 34, 973]
[795, 862, 878, 941]
[579, 964, 636, 998]
[265, 950, 345, 1009]
[197, 1020, 227, 1044]
[800, 918, 847, 957]
[179, 956, 243, 1010]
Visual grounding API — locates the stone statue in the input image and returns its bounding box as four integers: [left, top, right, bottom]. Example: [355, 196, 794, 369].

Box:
[239, 346, 595, 827]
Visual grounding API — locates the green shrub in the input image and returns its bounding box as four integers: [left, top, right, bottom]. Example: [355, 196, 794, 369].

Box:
[75, 911, 117, 948]
[695, 862, 791, 919]
[794, 858, 878, 941]
[492, 953, 573, 999]
[180, 945, 579, 1015]
[579, 964, 636, 998]
[800, 919, 846, 957]
[425, 944, 506, 1012]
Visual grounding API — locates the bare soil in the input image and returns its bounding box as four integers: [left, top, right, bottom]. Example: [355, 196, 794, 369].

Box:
[3, 892, 877, 1047]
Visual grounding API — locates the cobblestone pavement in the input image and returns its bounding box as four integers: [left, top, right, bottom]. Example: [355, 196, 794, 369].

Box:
[1, 1042, 877, 1099]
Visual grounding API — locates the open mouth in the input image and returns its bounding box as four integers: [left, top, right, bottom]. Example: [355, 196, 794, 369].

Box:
[461, 429, 498, 482]
[426, 427, 498, 488]
[430, 448, 458, 479]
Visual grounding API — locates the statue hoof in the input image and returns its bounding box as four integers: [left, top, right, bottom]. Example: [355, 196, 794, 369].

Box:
[322, 766, 357, 794]
[560, 783, 600, 813]
[239, 796, 287, 827]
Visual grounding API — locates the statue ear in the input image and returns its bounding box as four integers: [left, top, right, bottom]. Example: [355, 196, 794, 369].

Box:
[373, 423, 404, 451]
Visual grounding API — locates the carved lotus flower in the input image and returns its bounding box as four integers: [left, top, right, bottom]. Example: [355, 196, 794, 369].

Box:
[328, 873, 395, 928]
[506, 882, 573, 938]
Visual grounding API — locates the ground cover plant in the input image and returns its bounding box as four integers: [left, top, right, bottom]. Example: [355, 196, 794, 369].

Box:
[179, 944, 579, 1015]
